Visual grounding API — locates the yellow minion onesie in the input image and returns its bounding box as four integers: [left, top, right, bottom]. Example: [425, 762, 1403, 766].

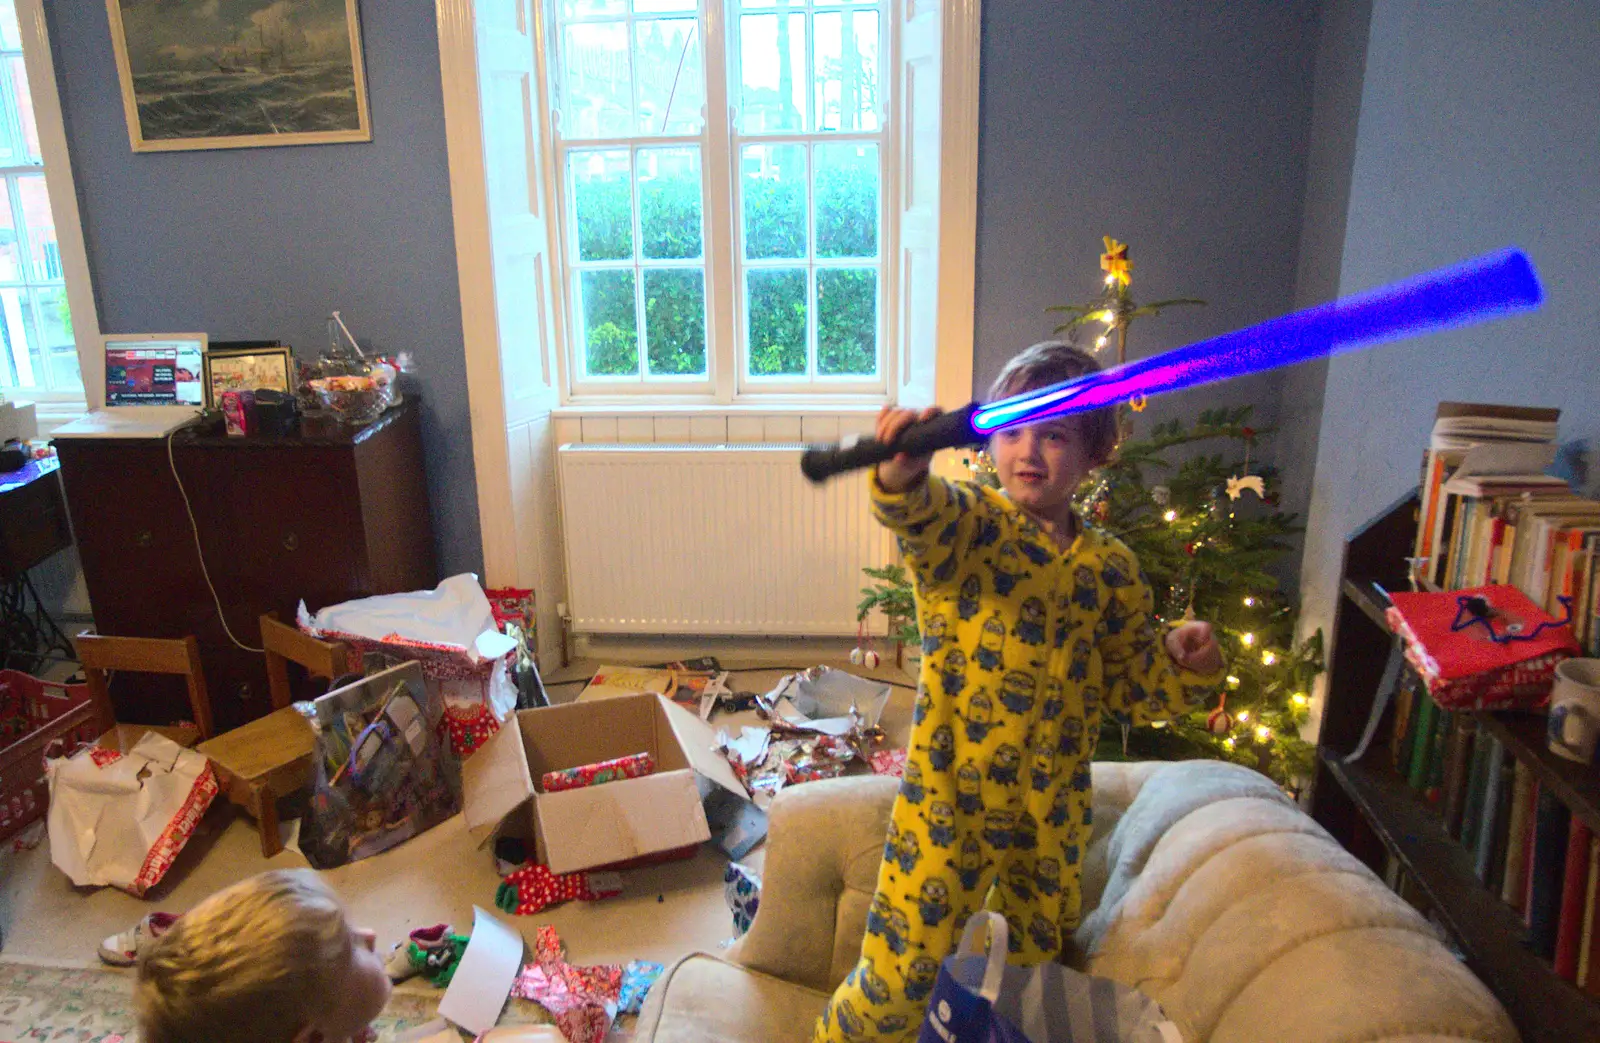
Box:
[816, 476, 1223, 1043]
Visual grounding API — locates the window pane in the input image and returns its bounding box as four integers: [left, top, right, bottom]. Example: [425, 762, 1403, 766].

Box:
[817, 268, 876, 376]
[634, 0, 698, 17]
[738, 12, 805, 133]
[746, 268, 806, 376]
[35, 287, 79, 391]
[0, 58, 37, 166]
[571, 150, 633, 262]
[741, 143, 805, 260]
[635, 19, 702, 136]
[643, 268, 705, 376]
[639, 147, 701, 260]
[0, 2, 18, 51]
[563, 21, 632, 140]
[580, 269, 639, 377]
[562, 0, 626, 17]
[0, 286, 38, 389]
[814, 10, 879, 131]
[16, 174, 54, 281]
[0, 179, 22, 282]
[815, 142, 877, 258]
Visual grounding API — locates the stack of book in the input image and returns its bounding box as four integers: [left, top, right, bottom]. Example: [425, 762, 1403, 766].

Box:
[1394, 402, 1600, 993]
[1414, 403, 1600, 652]
[1389, 687, 1600, 992]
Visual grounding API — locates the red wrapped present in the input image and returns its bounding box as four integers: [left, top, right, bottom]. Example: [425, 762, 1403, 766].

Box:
[541, 751, 654, 793]
[1386, 584, 1578, 710]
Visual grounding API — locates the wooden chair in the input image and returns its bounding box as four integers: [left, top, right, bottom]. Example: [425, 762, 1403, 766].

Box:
[74, 631, 214, 745]
[261, 612, 354, 710]
[194, 614, 350, 858]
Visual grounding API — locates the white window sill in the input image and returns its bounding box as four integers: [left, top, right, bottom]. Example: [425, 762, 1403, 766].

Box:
[552, 401, 886, 417]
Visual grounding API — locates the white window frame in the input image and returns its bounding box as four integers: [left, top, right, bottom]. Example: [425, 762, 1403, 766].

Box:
[6, 0, 99, 426]
[550, 0, 896, 405]
[436, 0, 977, 611]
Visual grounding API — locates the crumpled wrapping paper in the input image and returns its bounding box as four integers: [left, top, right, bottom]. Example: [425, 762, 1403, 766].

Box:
[509, 926, 622, 1043]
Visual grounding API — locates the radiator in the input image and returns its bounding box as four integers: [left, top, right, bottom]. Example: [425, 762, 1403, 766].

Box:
[557, 443, 897, 635]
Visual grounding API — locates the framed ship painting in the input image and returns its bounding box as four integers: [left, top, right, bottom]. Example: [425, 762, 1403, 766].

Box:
[105, 0, 372, 153]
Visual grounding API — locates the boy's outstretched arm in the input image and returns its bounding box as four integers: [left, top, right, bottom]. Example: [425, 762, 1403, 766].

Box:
[1101, 560, 1225, 727]
[870, 406, 976, 588]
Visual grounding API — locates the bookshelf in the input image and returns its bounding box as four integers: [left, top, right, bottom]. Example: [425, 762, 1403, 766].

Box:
[1310, 492, 1600, 1043]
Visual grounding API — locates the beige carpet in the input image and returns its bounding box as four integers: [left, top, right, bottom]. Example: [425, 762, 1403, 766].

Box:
[0, 656, 914, 1035]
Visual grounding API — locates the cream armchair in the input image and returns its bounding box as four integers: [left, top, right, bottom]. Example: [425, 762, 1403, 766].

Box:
[634, 762, 1516, 1043]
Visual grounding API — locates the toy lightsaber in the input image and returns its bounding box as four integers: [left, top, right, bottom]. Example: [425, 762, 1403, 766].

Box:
[800, 247, 1542, 483]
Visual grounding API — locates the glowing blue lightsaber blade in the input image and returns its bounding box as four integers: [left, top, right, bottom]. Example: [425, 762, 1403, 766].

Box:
[799, 247, 1542, 483]
[972, 246, 1542, 434]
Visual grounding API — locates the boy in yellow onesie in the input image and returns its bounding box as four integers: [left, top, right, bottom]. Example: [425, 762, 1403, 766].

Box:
[817, 341, 1224, 1042]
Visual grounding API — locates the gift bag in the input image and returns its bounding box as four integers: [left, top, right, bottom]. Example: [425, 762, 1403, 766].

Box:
[45, 732, 220, 897]
[1386, 584, 1578, 709]
[299, 661, 462, 870]
[917, 913, 1180, 1043]
[299, 575, 520, 757]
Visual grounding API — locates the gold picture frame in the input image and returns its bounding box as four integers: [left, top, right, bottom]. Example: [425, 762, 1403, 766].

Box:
[203, 345, 294, 408]
[105, 0, 372, 153]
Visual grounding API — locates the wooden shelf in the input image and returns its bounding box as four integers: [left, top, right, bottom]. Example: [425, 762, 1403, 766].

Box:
[1319, 750, 1600, 1043]
[1341, 577, 1394, 631]
[1337, 575, 1600, 835]
[1313, 491, 1600, 1043]
[1477, 713, 1600, 836]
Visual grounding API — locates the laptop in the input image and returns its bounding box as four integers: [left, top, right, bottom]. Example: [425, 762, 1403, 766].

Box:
[52, 334, 208, 439]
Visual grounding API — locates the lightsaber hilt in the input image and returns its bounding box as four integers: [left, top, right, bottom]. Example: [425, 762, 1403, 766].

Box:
[800, 403, 981, 484]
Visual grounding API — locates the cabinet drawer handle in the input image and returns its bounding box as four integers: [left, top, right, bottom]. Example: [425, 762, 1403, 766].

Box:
[134, 530, 153, 549]
[282, 532, 299, 552]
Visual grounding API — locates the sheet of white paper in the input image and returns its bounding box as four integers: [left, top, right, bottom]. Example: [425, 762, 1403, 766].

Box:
[782, 715, 857, 737]
[720, 725, 772, 764]
[436, 907, 525, 1035]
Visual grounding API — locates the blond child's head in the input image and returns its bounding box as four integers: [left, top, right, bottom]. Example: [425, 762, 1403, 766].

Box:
[985, 341, 1118, 516]
[135, 869, 391, 1043]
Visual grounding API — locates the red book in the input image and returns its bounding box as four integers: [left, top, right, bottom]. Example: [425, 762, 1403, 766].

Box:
[1556, 818, 1594, 979]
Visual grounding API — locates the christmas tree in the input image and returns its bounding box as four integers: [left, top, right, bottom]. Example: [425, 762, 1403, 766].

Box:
[964, 239, 1323, 791]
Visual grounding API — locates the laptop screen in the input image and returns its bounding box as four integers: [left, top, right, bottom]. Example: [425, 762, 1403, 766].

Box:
[104, 339, 204, 406]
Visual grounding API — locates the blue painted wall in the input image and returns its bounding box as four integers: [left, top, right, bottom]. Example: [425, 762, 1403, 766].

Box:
[1296, 0, 1600, 731]
[973, 0, 1320, 449]
[45, 0, 483, 579]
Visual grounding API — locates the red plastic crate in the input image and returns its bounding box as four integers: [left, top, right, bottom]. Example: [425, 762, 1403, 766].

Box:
[0, 670, 100, 842]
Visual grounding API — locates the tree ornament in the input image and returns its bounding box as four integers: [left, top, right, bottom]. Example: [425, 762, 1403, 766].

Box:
[850, 622, 880, 668]
[1150, 485, 1171, 507]
[1226, 432, 1265, 500]
[1207, 695, 1234, 735]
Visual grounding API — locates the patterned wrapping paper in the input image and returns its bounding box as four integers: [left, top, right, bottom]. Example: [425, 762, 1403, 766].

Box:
[540, 751, 655, 793]
[724, 861, 762, 936]
[510, 925, 623, 1043]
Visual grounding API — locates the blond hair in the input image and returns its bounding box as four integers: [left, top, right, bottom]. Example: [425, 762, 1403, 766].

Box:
[136, 870, 353, 1043]
[986, 340, 1120, 469]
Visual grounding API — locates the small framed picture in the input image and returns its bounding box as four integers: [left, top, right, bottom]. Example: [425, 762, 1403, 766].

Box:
[203, 345, 295, 408]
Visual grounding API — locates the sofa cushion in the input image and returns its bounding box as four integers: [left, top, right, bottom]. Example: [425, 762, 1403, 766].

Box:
[633, 953, 828, 1043]
[1078, 761, 1516, 1043]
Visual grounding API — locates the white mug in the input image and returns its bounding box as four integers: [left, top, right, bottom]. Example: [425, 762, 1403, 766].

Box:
[1548, 658, 1600, 764]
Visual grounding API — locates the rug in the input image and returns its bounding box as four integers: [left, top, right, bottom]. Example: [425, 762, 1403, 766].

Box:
[0, 961, 601, 1042]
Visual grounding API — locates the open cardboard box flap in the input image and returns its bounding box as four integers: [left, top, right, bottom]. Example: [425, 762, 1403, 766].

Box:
[461, 692, 754, 870]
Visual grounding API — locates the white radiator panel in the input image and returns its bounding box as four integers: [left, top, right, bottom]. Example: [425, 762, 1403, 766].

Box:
[557, 444, 896, 635]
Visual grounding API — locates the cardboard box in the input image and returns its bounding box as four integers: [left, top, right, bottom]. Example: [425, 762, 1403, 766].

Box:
[462, 692, 748, 875]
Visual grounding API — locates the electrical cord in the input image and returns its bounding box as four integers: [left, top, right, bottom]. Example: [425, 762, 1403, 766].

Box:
[167, 421, 264, 653]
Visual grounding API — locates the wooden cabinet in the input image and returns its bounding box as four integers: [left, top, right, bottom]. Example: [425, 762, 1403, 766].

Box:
[1310, 492, 1600, 1043]
[54, 401, 437, 732]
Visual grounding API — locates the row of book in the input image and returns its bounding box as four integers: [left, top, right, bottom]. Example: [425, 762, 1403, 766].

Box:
[1413, 402, 1600, 652]
[1392, 673, 1600, 992]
